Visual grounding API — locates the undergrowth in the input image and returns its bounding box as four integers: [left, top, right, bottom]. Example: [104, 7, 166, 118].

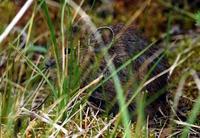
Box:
[0, 0, 200, 137]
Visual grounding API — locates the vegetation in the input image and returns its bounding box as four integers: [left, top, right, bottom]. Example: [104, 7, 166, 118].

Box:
[0, 0, 200, 137]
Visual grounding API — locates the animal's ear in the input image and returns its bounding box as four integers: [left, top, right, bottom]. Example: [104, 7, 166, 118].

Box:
[96, 26, 114, 45]
[88, 26, 114, 52]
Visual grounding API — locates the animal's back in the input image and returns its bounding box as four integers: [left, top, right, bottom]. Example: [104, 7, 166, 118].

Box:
[87, 24, 169, 117]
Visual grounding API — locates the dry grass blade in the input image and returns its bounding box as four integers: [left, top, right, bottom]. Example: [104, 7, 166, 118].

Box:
[144, 50, 193, 88]
[67, 0, 98, 33]
[94, 115, 119, 138]
[173, 74, 187, 111]
[173, 120, 200, 129]
[22, 108, 69, 135]
[0, 0, 34, 43]
[191, 70, 200, 91]
[66, 74, 103, 109]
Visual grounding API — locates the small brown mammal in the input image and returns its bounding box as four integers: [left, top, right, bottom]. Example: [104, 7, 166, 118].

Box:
[82, 24, 169, 118]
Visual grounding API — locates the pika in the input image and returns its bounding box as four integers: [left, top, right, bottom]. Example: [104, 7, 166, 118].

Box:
[81, 23, 170, 118]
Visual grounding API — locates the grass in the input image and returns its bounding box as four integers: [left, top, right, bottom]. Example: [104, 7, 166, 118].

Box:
[0, 0, 200, 137]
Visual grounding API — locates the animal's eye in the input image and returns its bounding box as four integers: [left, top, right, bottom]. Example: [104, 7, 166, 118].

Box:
[64, 48, 71, 54]
[72, 25, 79, 34]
